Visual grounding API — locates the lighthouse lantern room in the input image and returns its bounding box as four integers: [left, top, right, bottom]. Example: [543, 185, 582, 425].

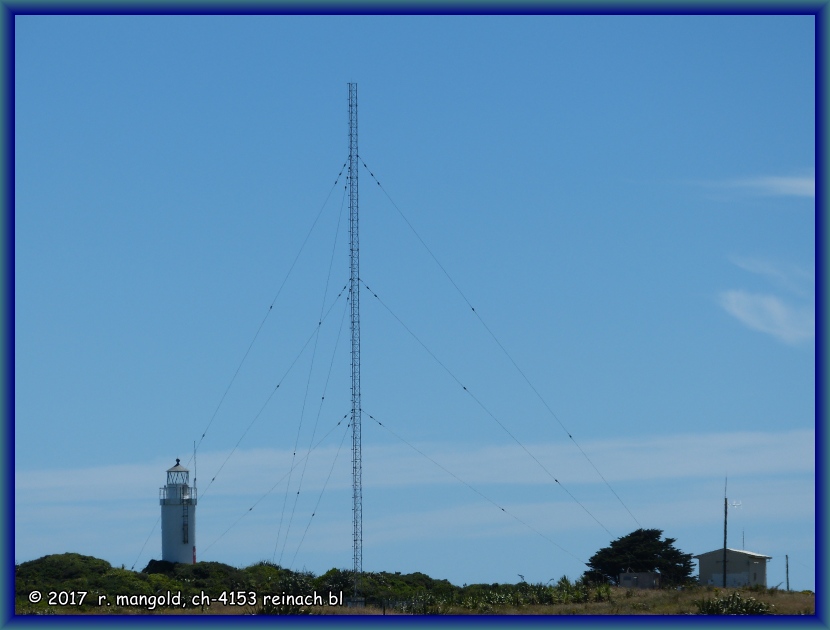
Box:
[159, 459, 197, 564]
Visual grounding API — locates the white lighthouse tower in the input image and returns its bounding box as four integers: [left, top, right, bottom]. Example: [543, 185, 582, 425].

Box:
[159, 459, 197, 564]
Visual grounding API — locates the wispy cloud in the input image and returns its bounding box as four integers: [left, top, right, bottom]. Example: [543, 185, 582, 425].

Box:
[727, 173, 815, 198]
[14, 430, 814, 577]
[15, 444, 353, 504]
[729, 256, 814, 299]
[694, 170, 815, 200]
[719, 290, 815, 344]
[16, 429, 814, 502]
[719, 258, 814, 344]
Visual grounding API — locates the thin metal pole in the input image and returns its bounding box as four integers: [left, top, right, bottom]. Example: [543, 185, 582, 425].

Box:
[348, 82, 362, 599]
[723, 495, 728, 588]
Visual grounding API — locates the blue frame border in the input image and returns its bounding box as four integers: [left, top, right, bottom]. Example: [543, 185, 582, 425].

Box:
[3, 2, 825, 629]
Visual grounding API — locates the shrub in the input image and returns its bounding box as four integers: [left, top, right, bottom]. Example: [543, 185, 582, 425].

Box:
[695, 591, 773, 615]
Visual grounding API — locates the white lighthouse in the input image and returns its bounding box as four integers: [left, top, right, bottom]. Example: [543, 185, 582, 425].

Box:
[159, 459, 197, 564]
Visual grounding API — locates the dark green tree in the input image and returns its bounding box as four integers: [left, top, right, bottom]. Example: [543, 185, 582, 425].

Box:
[583, 528, 694, 587]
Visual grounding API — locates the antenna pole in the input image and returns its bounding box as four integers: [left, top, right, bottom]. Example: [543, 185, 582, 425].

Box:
[347, 82, 363, 600]
[723, 483, 728, 588]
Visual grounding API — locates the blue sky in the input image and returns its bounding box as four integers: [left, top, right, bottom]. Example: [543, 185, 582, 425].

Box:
[14, 14, 815, 592]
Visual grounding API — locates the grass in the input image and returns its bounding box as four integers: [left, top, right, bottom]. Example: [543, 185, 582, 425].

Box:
[17, 585, 815, 616]
[305, 585, 815, 616]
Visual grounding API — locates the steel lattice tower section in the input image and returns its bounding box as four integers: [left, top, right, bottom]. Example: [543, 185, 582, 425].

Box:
[347, 82, 362, 599]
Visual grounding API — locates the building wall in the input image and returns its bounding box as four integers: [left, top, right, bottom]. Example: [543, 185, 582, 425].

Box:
[619, 572, 660, 589]
[697, 550, 767, 587]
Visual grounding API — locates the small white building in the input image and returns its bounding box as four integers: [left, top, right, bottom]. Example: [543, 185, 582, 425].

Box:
[618, 571, 660, 589]
[159, 459, 197, 564]
[694, 548, 771, 587]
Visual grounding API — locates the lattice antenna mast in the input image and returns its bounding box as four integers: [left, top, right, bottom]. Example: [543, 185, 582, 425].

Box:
[347, 82, 362, 598]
